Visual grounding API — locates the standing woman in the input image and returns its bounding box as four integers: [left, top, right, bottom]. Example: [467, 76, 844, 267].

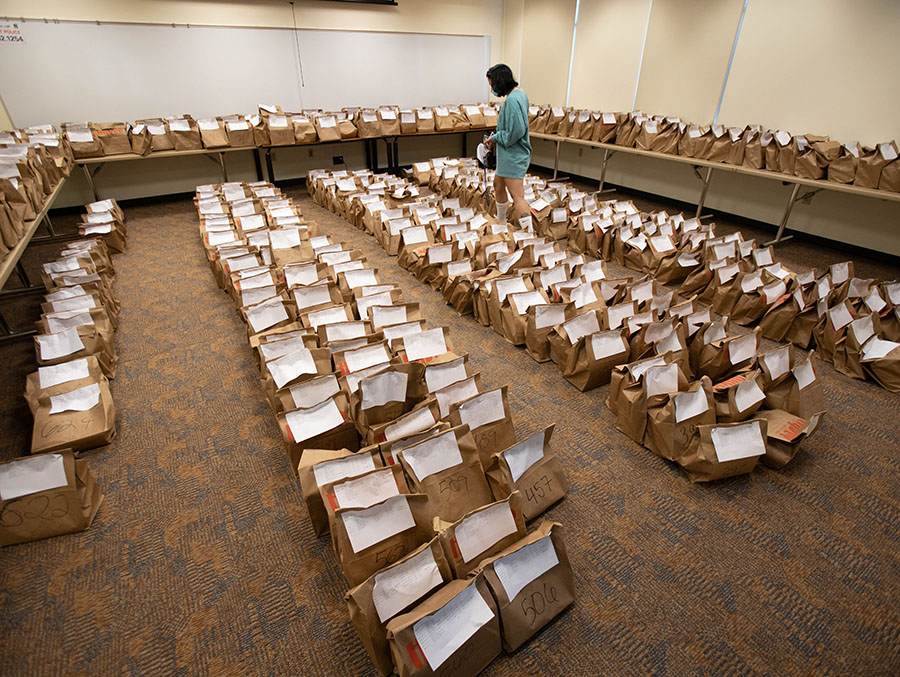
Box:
[485, 64, 532, 226]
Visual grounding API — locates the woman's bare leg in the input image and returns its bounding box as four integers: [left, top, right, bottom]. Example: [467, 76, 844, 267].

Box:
[493, 173, 510, 221]
[504, 177, 530, 223]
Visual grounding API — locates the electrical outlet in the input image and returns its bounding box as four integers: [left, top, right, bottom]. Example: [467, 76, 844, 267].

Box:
[307, 148, 313, 158]
[333, 155, 344, 165]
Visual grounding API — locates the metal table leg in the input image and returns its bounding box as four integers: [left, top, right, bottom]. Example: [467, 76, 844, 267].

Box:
[81, 163, 100, 201]
[393, 138, 400, 173]
[695, 166, 714, 219]
[764, 182, 801, 246]
[253, 148, 264, 182]
[461, 132, 467, 158]
[364, 138, 373, 172]
[552, 140, 561, 180]
[266, 149, 276, 183]
[597, 148, 614, 193]
[217, 152, 229, 182]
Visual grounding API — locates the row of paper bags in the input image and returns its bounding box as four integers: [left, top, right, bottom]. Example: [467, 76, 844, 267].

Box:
[195, 179, 574, 676]
[0, 133, 73, 263]
[530, 106, 900, 191]
[23, 102, 497, 160]
[0, 198, 123, 546]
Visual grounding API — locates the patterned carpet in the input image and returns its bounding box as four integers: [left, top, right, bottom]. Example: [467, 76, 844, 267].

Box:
[0, 183, 898, 675]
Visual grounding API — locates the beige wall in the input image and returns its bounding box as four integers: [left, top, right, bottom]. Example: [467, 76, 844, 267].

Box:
[518, 0, 576, 106]
[568, 0, 650, 111]
[635, 0, 743, 123]
[718, 0, 900, 145]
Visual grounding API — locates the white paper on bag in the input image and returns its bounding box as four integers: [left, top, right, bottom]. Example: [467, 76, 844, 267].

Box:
[728, 333, 757, 365]
[403, 328, 447, 362]
[285, 398, 344, 443]
[313, 451, 376, 488]
[425, 357, 467, 393]
[290, 374, 340, 409]
[373, 545, 444, 623]
[455, 501, 517, 563]
[435, 376, 479, 418]
[38, 358, 90, 389]
[493, 534, 559, 602]
[644, 364, 678, 397]
[861, 338, 900, 362]
[344, 343, 390, 373]
[402, 431, 463, 481]
[710, 421, 766, 462]
[590, 331, 628, 360]
[0, 453, 68, 501]
[49, 382, 101, 414]
[734, 378, 765, 412]
[458, 389, 505, 431]
[535, 304, 566, 330]
[384, 407, 436, 442]
[361, 370, 408, 410]
[674, 388, 709, 422]
[267, 348, 317, 389]
[246, 298, 289, 333]
[341, 495, 416, 553]
[564, 312, 600, 344]
[503, 430, 545, 483]
[412, 581, 494, 671]
[37, 327, 85, 361]
[761, 346, 790, 380]
[333, 468, 399, 510]
[306, 306, 350, 330]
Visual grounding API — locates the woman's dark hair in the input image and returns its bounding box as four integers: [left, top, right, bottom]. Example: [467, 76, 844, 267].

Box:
[486, 63, 518, 97]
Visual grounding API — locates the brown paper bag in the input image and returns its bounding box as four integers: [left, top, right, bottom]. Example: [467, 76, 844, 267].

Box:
[332, 493, 435, 587]
[92, 122, 132, 155]
[677, 419, 767, 482]
[0, 450, 103, 547]
[385, 576, 501, 677]
[168, 117, 203, 151]
[398, 425, 493, 523]
[756, 409, 824, 468]
[854, 142, 895, 188]
[31, 378, 117, 454]
[131, 125, 153, 156]
[347, 537, 453, 676]
[276, 393, 360, 472]
[293, 116, 318, 144]
[198, 118, 229, 148]
[860, 338, 900, 392]
[473, 521, 575, 651]
[436, 492, 526, 579]
[297, 446, 383, 532]
[448, 386, 516, 468]
[644, 376, 715, 462]
[485, 426, 567, 521]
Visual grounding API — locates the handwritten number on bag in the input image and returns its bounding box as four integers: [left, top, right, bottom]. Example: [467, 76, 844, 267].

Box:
[524, 475, 553, 503]
[374, 543, 406, 569]
[438, 474, 469, 494]
[0, 493, 70, 528]
[520, 581, 559, 626]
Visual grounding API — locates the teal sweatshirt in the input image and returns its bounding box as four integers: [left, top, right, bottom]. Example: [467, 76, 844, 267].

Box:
[491, 88, 532, 179]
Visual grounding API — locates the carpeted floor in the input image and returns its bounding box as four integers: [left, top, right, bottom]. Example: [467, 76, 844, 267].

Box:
[0, 182, 899, 676]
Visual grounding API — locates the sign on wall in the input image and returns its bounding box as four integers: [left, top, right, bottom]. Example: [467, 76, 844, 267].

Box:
[0, 20, 25, 45]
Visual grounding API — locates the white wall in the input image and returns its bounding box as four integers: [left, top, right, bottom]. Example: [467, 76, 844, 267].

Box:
[568, 0, 650, 111]
[717, 0, 900, 145]
[635, 0, 744, 124]
[0, 0, 505, 129]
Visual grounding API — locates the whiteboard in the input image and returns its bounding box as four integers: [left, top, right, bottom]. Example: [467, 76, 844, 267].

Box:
[0, 21, 491, 127]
